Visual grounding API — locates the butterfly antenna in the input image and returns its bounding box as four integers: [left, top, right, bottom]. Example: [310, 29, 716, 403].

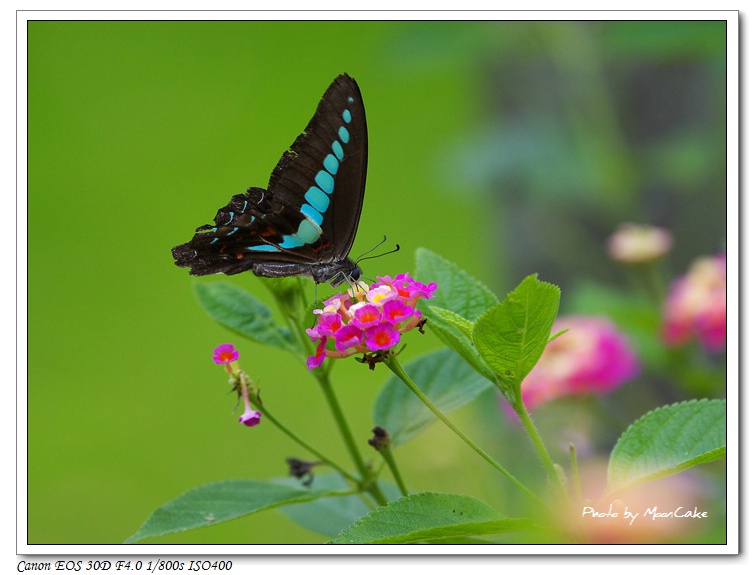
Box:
[355, 236, 401, 264]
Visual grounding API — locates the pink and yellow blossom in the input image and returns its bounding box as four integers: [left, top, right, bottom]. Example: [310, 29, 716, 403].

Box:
[662, 253, 726, 352]
[306, 273, 436, 369]
[606, 223, 673, 264]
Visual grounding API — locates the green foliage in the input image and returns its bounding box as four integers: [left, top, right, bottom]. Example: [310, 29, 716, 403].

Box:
[472, 275, 561, 397]
[194, 282, 298, 353]
[415, 247, 498, 318]
[417, 248, 561, 400]
[416, 248, 499, 380]
[328, 492, 534, 544]
[606, 399, 726, 495]
[279, 475, 403, 537]
[26, 20, 728, 546]
[426, 306, 496, 382]
[126, 479, 338, 543]
[373, 350, 493, 447]
[127, 249, 725, 545]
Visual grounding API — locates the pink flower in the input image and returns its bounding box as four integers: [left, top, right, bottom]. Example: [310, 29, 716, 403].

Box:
[382, 299, 416, 325]
[366, 284, 396, 305]
[212, 345, 262, 428]
[239, 407, 262, 427]
[518, 316, 640, 410]
[213, 343, 239, 365]
[365, 322, 401, 351]
[335, 324, 363, 351]
[238, 381, 262, 428]
[662, 253, 726, 352]
[307, 338, 327, 369]
[305, 273, 436, 369]
[315, 293, 349, 315]
[606, 223, 673, 264]
[351, 304, 382, 329]
[378, 273, 438, 305]
[313, 312, 343, 337]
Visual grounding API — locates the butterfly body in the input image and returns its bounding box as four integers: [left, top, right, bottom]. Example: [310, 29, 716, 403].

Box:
[172, 74, 367, 287]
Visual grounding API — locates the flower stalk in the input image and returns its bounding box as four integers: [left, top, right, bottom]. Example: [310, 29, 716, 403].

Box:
[368, 427, 408, 497]
[383, 354, 542, 505]
[312, 369, 388, 506]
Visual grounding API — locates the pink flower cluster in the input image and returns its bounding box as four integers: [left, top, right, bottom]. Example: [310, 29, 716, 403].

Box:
[662, 253, 726, 352]
[519, 316, 640, 410]
[306, 273, 437, 369]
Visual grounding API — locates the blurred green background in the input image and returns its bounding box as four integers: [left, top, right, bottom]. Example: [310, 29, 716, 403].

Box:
[27, 20, 727, 544]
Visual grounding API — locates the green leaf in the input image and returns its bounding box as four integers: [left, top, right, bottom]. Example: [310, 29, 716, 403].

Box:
[472, 275, 560, 393]
[413, 248, 500, 383]
[328, 492, 532, 544]
[606, 399, 726, 495]
[414, 247, 498, 320]
[373, 350, 494, 447]
[430, 307, 474, 339]
[277, 475, 403, 537]
[193, 282, 298, 353]
[125, 479, 334, 543]
[425, 307, 496, 382]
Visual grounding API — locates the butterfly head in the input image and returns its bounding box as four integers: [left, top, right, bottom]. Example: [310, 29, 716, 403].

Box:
[326, 260, 362, 287]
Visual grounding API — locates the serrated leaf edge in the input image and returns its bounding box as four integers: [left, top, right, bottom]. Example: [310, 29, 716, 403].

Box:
[606, 398, 726, 494]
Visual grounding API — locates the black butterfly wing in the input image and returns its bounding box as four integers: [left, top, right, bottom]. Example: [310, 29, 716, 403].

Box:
[268, 74, 367, 264]
[172, 74, 367, 280]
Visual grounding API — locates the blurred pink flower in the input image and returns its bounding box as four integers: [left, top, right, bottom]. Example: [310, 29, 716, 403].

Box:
[520, 316, 640, 410]
[662, 253, 726, 352]
[563, 459, 711, 544]
[606, 223, 673, 264]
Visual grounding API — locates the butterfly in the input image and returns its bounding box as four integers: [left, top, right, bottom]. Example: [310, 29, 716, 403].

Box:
[172, 74, 367, 287]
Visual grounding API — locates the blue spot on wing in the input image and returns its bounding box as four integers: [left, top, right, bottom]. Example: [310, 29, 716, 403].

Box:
[296, 219, 322, 244]
[323, 154, 339, 175]
[301, 203, 324, 226]
[278, 97, 359, 251]
[315, 170, 335, 194]
[305, 186, 330, 213]
[279, 235, 305, 249]
[246, 244, 280, 252]
[332, 140, 344, 160]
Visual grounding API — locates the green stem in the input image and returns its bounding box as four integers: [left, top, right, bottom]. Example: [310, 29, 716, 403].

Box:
[629, 261, 667, 307]
[314, 371, 388, 506]
[377, 445, 408, 497]
[248, 394, 358, 484]
[384, 355, 542, 505]
[569, 443, 582, 504]
[510, 387, 569, 501]
[266, 281, 388, 507]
